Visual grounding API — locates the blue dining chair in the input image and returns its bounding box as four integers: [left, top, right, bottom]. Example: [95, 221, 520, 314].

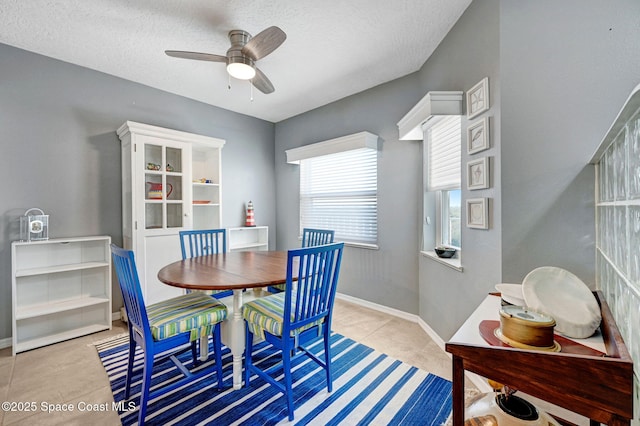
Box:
[111, 244, 227, 426]
[243, 242, 345, 421]
[268, 227, 335, 293]
[179, 229, 233, 299]
[302, 227, 335, 247]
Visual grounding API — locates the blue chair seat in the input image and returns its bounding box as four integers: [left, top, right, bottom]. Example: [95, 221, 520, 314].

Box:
[242, 292, 324, 341]
[148, 292, 227, 341]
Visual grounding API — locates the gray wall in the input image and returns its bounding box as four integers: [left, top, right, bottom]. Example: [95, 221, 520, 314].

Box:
[418, 0, 501, 340]
[2, 0, 639, 346]
[275, 0, 640, 340]
[274, 75, 424, 313]
[0, 44, 276, 341]
[500, 0, 640, 286]
[273, 0, 502, 330]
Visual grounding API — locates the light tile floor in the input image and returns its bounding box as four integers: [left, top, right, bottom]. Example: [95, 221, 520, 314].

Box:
[0, 299, 454, 425]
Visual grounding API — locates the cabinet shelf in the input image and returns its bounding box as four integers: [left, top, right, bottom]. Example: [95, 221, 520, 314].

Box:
[193, 182, 220, 187]
[16, 296, 110, 320]
[230, 242, 268, 250]
[15, 324, 111, 354]
[15, 261, 110, 278]
[227, 226, 268, 252]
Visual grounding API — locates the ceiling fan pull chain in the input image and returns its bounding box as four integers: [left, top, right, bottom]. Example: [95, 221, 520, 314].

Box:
[250, 81, 254, 102]
[228, 73, 231, 90]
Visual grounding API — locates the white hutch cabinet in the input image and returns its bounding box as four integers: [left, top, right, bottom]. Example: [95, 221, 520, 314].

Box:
[11, 236, 112, 355]
[117, 121, 225, 305]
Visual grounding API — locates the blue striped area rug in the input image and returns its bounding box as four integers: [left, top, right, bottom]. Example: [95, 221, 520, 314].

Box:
[96, 333, 452, 425]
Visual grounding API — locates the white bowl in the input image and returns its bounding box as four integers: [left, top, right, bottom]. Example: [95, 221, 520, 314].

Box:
[522, 266, 601, 338]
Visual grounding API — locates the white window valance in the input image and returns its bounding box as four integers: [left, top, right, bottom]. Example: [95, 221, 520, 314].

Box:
[397, 91, 463, 141]
[286, 131, 378, 164]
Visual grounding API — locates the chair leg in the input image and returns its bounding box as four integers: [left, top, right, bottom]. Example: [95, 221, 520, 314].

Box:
[324, 330, 333, 392]
[283, 344, 295, 421]
[244, 325, 253, 387]
[213, 324, 223, 390]
[124, 337, 136, 399]
[190, 340, 198, 366]
[138, 351, 154, 426]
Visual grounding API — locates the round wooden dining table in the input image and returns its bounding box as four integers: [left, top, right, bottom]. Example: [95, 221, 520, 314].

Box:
[157, 250, 291, 390]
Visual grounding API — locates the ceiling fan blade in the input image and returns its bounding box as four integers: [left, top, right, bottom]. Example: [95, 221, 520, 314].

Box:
[252, 67, 275, 94]
[242, 26, 286, 61]
[165, 50, 227, 63]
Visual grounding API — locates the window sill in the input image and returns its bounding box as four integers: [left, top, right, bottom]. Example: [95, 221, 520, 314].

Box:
[421, 250, 463, 272]
[345, 242, 379, 250]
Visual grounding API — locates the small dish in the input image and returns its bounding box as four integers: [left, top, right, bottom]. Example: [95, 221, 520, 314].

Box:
[434, 247, 456, 258]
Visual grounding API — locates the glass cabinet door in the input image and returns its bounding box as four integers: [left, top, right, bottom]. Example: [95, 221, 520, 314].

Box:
[143, 142, 189, 230]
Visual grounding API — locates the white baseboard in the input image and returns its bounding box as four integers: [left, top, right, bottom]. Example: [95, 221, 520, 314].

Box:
[335, 292, 492, 393]
[336, 292, 447, 348]
[0, 337, 11, 350]
[336, 292, 418, 323]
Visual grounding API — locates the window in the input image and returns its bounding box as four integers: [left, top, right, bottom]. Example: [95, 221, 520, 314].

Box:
[424, 115, 462, 250]
[286, 132, 379, 247]
[299, 148, 378, 245]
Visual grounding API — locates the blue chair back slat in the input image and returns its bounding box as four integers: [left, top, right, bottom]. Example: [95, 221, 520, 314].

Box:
[284, 243, 344, 333]
[302, 228, 335, 248]
[110, 244, 151, 342]
[179, 229, 226, 260]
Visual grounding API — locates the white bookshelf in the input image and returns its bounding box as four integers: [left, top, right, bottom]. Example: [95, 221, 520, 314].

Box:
[227, 226, 268, 251]
[11, 236, 112, 355]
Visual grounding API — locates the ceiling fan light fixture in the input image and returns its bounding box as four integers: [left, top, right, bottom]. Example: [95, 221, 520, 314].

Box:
[166, 26, 285, 93]
[227, 62, 256, 80]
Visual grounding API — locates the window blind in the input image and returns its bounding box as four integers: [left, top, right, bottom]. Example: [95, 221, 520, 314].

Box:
[427, 115, 461, 191]
[300, 148, 377, 245]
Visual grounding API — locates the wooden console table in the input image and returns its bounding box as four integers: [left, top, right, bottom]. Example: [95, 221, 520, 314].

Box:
[445, 292, 633, 425]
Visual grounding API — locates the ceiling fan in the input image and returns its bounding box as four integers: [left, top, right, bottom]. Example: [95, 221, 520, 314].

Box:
[165, 26, 286, 94]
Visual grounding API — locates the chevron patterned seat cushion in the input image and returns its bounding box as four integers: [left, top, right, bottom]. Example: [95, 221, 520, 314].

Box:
[242, 293, 324, 340]
[147, 292, 228, 342]
[270, 284, 286, 292]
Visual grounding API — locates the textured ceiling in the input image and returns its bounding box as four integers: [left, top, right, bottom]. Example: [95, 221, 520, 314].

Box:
[0, 0, 471, 122]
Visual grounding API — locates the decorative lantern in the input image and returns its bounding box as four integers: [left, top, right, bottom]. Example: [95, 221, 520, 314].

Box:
[20, 208, 49, 242]
[245, 201, 256, 227]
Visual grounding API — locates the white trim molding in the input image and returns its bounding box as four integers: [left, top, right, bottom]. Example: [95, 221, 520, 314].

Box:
[335, 292, 446, 349]
[397, 91, 463, 140]
[117, 121, 226, 148]
[0, 337, 11, 350]
[285, 131, 378, 164]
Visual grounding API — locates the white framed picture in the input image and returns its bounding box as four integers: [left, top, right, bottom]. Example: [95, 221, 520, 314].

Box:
[467, 156, 489, 190]
[466, 198, 488, 229]
[467, 116, 489, 154]
[466, 77, 489, 119]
